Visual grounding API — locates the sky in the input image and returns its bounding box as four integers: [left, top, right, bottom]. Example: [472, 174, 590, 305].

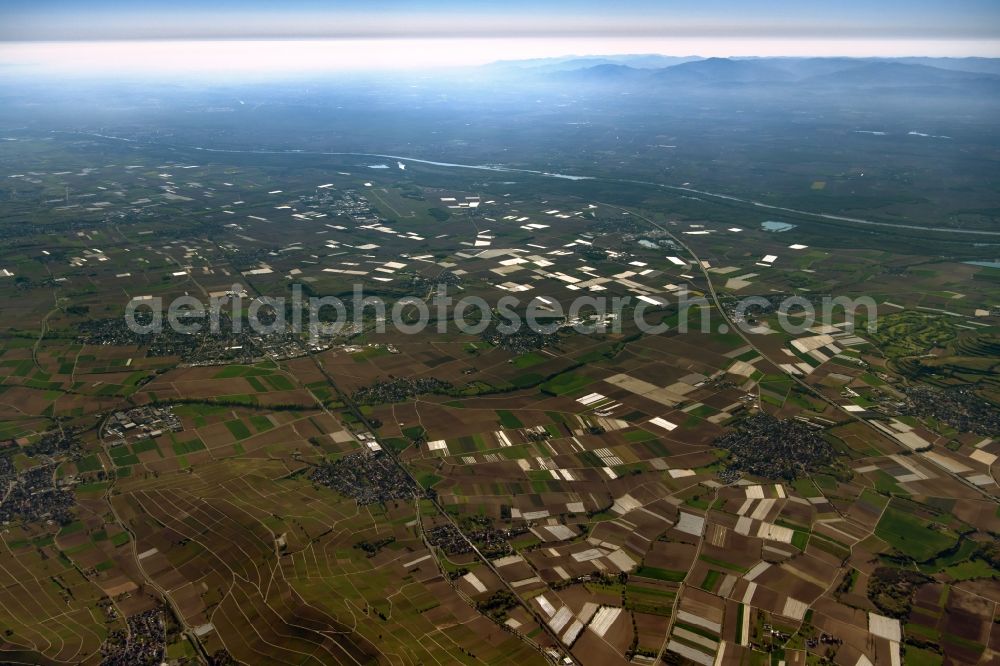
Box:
[1, 0, 999, 76]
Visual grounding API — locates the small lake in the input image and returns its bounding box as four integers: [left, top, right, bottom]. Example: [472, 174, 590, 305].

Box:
[761, 220, 796, 232]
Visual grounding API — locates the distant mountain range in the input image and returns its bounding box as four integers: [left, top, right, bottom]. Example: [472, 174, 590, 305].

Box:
[488, 54, 703, 72]
[488, 55, 1000, 89]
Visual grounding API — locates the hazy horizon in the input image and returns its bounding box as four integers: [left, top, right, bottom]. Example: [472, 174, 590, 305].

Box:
[2, 41, 1000, 81]
[1, 0, 999, 77]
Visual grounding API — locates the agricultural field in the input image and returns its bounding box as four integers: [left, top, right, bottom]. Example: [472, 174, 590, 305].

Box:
[0, 104, 997, 666]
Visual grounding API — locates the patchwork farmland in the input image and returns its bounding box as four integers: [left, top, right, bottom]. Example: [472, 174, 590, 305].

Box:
[0, 128, 997, 666]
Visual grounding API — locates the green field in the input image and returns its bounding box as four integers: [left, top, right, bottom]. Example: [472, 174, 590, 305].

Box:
[172, 438, 207, 455]
[700, 569, 722, 591]
[875, 502, 958, 561]
[224, 419, 253, 440]
[634, 566, 687, 582]
[540, 372, 592, 396]
[496, 410, 524, 428]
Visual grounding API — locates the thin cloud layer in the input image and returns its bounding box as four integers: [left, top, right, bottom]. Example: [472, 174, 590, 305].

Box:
[2, 1, 998, 43]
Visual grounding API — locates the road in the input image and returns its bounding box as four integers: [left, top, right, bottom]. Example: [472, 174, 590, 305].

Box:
[603, 202, 998, 506]
[303, 348, 570, 664]
[236, 269, 569, 663]
[98, 415, 212, 663]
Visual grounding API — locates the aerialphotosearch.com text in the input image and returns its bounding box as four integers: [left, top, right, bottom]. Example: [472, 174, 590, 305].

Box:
[124, 284, 878, 343]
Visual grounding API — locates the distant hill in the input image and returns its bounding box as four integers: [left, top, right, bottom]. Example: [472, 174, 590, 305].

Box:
[650, 57, 797, 84]
[487, 54, 701, 73]
[507, 55, 1000, 90]
[550, 63, 647, 83]
[893, 57, 1000, 76]
[803, 61, 1000, 86]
